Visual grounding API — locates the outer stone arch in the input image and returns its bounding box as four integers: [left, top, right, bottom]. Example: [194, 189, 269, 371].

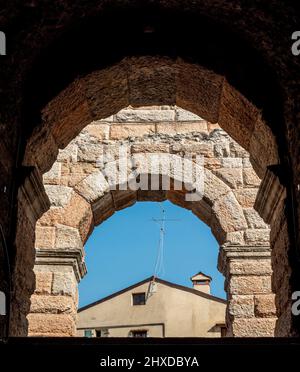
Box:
[23, 56, 279, 179]
[3, 2, 296, 339]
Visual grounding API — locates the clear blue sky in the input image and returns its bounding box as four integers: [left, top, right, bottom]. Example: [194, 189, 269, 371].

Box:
[79, 201, 226, 308]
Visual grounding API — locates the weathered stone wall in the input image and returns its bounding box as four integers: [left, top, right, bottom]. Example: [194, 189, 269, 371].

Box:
[28, 106, 276, 337]
[0, 1, 298, 339]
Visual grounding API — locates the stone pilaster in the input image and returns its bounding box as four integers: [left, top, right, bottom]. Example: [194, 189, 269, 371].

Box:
[218, 245, 277, 337]
[28, 248, 86, 337]
[10, 167, 50, 336]
[254, 166, 294, 336]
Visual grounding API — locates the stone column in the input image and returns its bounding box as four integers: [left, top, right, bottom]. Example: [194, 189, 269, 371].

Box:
[28, 248, 86, 336]
[10, 167, 50, 336]
[218, 245, 277, 337]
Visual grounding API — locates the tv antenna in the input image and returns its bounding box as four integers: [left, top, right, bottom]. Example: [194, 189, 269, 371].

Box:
[146, 203, 180, 301]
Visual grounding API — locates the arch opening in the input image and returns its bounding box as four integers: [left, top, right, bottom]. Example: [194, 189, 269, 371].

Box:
[19, 106, 277, 338]
[77, 201, 227, 338]
[0, 0, 297, 341]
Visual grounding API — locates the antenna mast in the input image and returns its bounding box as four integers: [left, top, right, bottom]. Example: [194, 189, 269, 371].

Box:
[146, 203, 180, 301]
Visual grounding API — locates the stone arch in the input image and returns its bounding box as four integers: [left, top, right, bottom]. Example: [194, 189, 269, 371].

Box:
[1, 1, 296, 340]
[23, 57, 279, 179]
[27, 109, 276, 337]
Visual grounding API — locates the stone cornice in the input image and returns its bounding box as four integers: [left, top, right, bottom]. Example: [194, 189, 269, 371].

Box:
[218, 245, 271, 275]
[254, 165, 286, 225]
[35, 248, 87, 282]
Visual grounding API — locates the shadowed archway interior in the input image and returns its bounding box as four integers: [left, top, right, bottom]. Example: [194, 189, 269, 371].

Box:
[2, 2, 298, 339]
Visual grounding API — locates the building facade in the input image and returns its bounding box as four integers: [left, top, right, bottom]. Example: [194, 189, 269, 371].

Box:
[77, 273, 227, 338]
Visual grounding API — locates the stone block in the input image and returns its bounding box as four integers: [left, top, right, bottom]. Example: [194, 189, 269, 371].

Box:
[212, 192, 248, 232]
[203, 169, 231, 205]
[30, 295, 76, 314]
[60, 162, 95, 187]
[55, 224, 82, 249]
[45, 185, 73, 207]
[232, 318, 276, 337]
[214, 141, 230, 157]
[157, 122, 208, 135]
[215, 168, 243, 189]
[110, 124, 156, 139]
[52, 271, 77, 297]
[92, 192, 115, 225]
[131, 143, 170, 153]
[244, 228, 270, 245]
[234, 188, 258, 208]
[43, 162, 61, 185]
[229, 275, 272, 295]
[74, 171, 110, 203]
[27, 313, 76, 336]
[254, 294, 276, 317]
[192, 199, 212, 226]
[57, 143, 78, 163]
[35, 226, 56, 249]
[171, 142, 213, 157]
[228, 295, 255, 318]
[222, 158, 243, 168]
[77, 143, 103, 163]
[229, 259, 272, 276]
[34, 272, 53, 294]
[225, 231, 245, 245]
[84, 123, 110, 140]
[243, 168, 261, 187]
[204, 158, 222, 170]
[243, 208, 268, 229]
[115, 109, 175, 122]
[111, 190, 137, 210]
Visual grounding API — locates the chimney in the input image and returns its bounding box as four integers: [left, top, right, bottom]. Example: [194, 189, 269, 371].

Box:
[190, 272, 212, 294]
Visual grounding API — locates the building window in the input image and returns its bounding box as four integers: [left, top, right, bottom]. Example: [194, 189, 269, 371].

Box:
[84, 329, 93, 338]
[96, 328, 109, 337]
[132, 292, 146, 305]
[130, 330, 148, 338]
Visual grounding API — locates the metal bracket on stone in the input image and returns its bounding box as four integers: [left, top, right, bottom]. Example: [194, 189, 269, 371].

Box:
[35, 248, 87, 282]
[254, 165, 286, 224]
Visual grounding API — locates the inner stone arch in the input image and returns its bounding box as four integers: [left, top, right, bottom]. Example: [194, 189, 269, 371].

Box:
[26, 106, 276, 338]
